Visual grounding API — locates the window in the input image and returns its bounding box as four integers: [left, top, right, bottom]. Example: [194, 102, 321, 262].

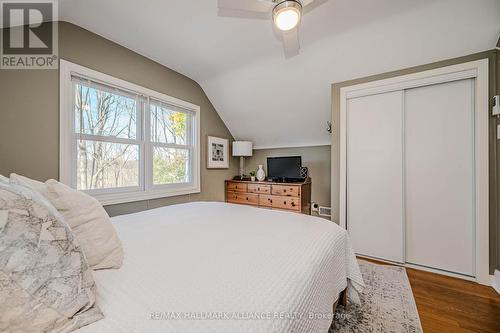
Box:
[60, 60, 200, 205]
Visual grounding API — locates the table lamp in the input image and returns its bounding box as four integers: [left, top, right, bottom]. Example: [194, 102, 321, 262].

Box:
[232, 141, 253, 179]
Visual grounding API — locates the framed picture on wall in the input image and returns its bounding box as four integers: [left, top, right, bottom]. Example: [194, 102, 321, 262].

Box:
[207, 136, 229, 169]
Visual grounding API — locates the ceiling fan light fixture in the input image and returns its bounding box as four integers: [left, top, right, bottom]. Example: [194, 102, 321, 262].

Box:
[273, 0, 302, 32]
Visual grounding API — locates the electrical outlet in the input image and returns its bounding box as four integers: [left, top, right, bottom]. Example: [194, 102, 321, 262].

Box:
[497, 124, 500, 140]
[493, 95, 500, 117]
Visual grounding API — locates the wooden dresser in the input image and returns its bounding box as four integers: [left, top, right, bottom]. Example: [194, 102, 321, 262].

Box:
[225, 179, 311, 214]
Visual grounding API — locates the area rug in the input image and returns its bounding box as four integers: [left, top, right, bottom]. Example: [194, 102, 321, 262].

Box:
[329, 260, 422, 333]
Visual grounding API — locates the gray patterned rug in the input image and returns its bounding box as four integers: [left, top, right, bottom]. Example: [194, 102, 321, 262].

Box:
[330, 260, 422, 333]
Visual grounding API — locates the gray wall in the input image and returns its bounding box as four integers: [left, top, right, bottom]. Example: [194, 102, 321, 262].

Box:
[331, 50, 499, 273]
[246, 146, 331, 218]
[0, 22, 238, 216]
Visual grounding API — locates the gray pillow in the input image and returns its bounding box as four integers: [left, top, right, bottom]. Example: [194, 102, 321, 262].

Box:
[0, 182, 103, 333]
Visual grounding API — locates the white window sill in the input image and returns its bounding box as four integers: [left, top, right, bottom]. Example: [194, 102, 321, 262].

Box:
[89, 186, 201, 206]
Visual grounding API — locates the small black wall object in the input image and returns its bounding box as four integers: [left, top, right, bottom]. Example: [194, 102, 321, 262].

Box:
[300, 167, 308, 179]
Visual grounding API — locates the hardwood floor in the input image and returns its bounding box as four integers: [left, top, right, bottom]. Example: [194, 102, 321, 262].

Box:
[407, 268, 500, 333]
[359, 258, 500, 333]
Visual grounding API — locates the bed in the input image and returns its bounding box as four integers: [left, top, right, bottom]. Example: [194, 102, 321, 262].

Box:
[77, 202, 364, 333]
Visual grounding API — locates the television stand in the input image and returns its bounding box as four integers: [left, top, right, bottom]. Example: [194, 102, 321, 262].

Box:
[225, 178, 311, 214]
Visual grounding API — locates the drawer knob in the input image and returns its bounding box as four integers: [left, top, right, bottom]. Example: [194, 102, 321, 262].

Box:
[284, 189, 287, 193]
[284, 201, 286, 204]
[246, 197, 249, 201]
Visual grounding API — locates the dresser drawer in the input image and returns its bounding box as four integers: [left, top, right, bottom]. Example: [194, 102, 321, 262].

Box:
[227, 191, 259, 205]
[259, 195, 300, 211]
[271, 185, 300, 197]
[248, 184, 271, 194]
[259, 195, 274, 207]
[272, 196, 300, 211]
[227, 182, 247, 192]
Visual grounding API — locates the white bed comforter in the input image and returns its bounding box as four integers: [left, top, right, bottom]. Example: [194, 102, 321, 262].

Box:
[77, 202, 364, 333]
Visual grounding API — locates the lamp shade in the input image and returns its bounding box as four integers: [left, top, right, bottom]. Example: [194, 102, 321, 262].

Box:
[232, 141, 253, 157]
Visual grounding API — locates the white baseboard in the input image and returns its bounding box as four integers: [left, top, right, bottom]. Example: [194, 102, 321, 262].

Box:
[491, 270, 500, 294]
[357, 254, 500, 290]
[356, 254, 479, 282]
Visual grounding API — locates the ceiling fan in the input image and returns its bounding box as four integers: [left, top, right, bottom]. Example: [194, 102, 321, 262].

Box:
[217, 0, 329, 58]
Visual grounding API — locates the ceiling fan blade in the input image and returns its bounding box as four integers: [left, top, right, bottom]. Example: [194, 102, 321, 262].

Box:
[282, 27, 300, 58]
[217, 0, 273, 13]
[303, 0, 329, 14]
[218, 8, 270, 20]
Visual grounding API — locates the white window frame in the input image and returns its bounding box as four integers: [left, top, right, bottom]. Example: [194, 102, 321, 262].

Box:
[59, 59, 200, 205]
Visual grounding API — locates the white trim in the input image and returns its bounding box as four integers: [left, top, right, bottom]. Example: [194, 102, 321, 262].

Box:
[89, 186, 200, 206]
[358, 254, 489, 284]
[474, 60, 490, 285]
[59, 59, 201, 205]
[404, 263, 476, 282]
[339, 59, 490, 285]
[59, 62, 72, 187]
[491, 270, 500, 294]
[344, 69, 477, 99]
[357, 254, 478, 282]
[61, 61, 200, 111]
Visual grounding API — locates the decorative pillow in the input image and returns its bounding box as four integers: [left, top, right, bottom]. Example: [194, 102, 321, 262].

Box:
[0, 182, 103, 333]
[8, 173, 45, 190]
[0, 174, 9, 184]
[10, 174, 124, 270]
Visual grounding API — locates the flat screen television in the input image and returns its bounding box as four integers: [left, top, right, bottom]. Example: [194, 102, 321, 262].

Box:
[267, 156, 302, 181]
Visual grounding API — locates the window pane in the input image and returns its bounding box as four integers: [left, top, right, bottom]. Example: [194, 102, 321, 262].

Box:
[74, 82, 137, 139]
[77, 140, 139, 190]
[150, 103, 188, 144]
[153, 147, 190, 185]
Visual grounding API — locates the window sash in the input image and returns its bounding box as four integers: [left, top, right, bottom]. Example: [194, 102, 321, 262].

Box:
[71, 78, 143, 142]
[72, 137, 144, 192]
[146, 98, 195, 190]
[70, 73, 196, 195]
[150, 145, 192, 186]
[149, 98, 194, 146]
[71, 77, 144, 192]
[61, 60, 201, 205]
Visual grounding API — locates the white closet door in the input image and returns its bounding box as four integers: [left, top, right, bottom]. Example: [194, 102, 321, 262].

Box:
[405, 79, 475, 276]
[347, 91, 404, 263]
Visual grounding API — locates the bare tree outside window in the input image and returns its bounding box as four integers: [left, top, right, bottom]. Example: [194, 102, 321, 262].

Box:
[75, 83, 139, 190]
[150, 103, 190, 185]
[73, 82, 192, 191]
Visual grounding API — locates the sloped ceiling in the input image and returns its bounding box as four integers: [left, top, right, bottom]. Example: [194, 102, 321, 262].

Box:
[59, 0, 500, 148]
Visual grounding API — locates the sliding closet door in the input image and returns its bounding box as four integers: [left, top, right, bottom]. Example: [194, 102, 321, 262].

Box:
[347, 91, 404, 263]
[405, 79, 475, 276]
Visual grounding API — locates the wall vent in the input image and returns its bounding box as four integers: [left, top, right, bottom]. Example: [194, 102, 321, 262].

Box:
[318, 206, 332, 217]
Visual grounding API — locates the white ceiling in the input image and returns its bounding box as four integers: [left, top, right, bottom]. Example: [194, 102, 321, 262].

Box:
[59, 0, 500, 148]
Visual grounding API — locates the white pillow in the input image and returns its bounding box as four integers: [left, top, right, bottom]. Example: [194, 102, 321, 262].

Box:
[0, 174, 9, 184]
[8, 174, 47, 194]
[10, 174, 124, 270]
